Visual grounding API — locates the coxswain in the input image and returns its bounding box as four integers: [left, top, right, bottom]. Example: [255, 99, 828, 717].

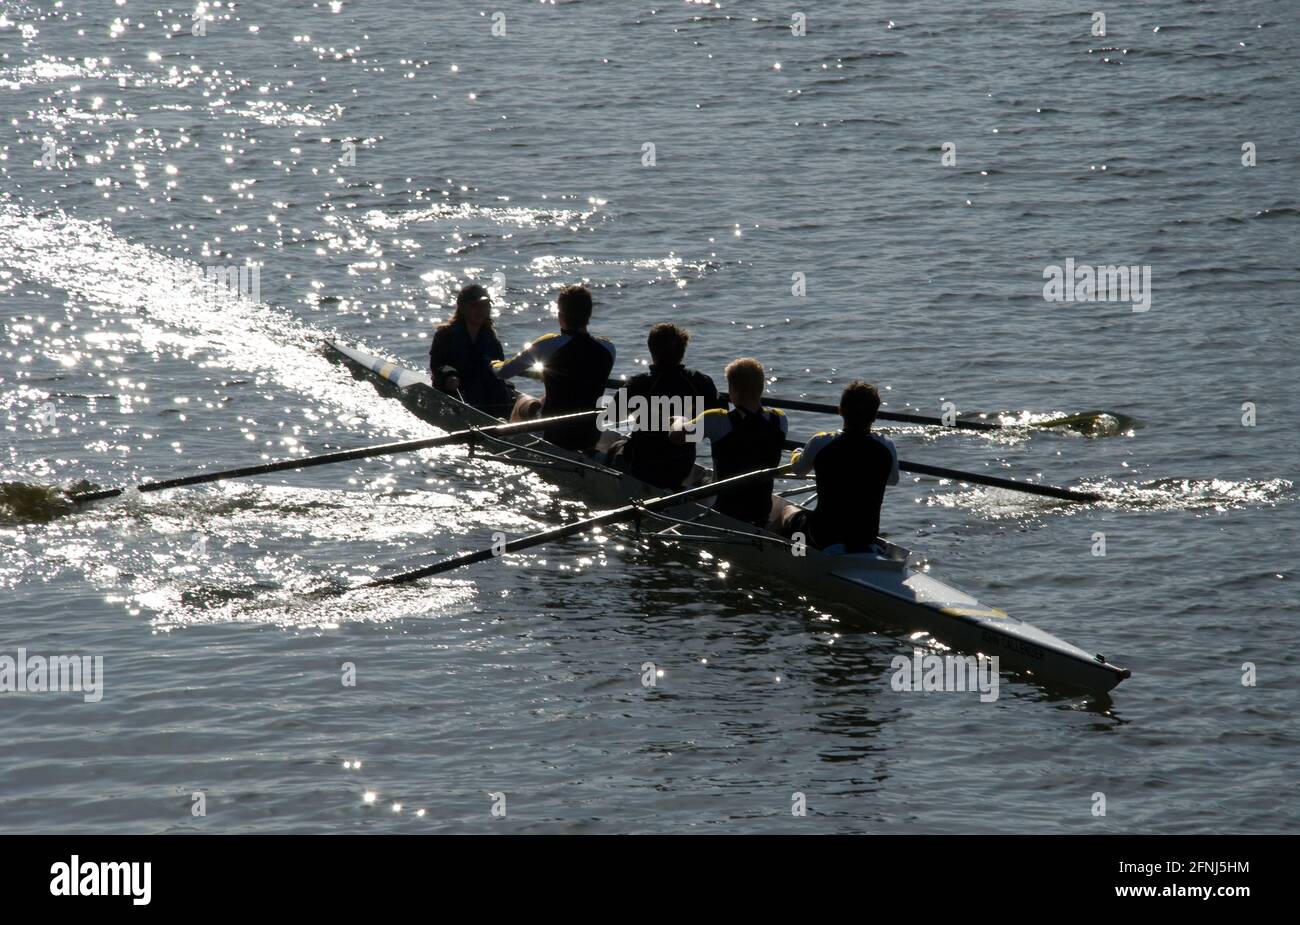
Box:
[428, 283, 518, 418]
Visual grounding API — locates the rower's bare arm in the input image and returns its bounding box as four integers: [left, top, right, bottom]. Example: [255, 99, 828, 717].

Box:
[672, 408, 726, 445]
[884, 435, 900, 485]
[495, 332, 565, 379]
[792, 432, 830, 476]
[493, 346, 534, 379]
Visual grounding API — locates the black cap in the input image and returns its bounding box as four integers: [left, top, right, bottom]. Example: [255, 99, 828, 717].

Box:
[456, 284, 492, 308]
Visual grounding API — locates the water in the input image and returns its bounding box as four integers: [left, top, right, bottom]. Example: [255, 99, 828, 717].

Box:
[1, 0, 1297, 833]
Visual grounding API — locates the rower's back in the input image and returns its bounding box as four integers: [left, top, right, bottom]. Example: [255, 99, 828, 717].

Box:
[806, 429, 896, 551]
[538, 328, 616, 450]
[621, 323, 723, 489]
[492, 284, 616, 451]
[709, 405, 787, 523]
[429, 319, 517, 417]
[791, 380, 898, 553]
[622, 365, 720, 487]
[689, 357, 788, 525]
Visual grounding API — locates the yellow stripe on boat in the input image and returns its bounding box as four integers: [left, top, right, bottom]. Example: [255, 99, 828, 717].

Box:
[377, 362, 396, 380]
[940, 606, 1010, 619]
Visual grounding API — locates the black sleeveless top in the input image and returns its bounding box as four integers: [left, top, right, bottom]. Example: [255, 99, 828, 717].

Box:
[711, 408, 785, 525]
[538, 329, 616, 450]
[621, 364, 722, 488]
[808, 430, 894, 551]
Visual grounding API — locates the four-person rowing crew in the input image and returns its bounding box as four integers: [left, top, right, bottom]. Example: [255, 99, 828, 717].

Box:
[430, 282, 899, 555]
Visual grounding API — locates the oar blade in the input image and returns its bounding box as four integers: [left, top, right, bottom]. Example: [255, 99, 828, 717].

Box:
[1031, 409, 1137, 437]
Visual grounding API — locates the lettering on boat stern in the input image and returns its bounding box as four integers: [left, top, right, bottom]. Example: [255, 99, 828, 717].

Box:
[980, 629, 1046, 662]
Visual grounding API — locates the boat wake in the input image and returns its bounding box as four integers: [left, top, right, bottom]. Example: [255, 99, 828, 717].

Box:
[0, 204, 434, 443]
[143, 572, 478, 631]
[3, 479, 528, 627]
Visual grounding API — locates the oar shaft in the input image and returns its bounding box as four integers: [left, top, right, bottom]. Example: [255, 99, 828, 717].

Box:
[70, 410, 601, 504]
[363, 463, 792, 588]
[369, 506, 629, 586]
[762, 396, 998, 432]
[780, 439, 1098, 503]
[579, 372, 1000, 432]
[522, 368, 1115, 434]
[900, 460, 1101, 503]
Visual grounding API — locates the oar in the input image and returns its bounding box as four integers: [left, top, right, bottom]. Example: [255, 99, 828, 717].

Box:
[532, 370, 1062, 433]
[898, 460, 1101, 503]
[359, 464, 792, 589]
[780, 438, 1099, 503]
[515, 374, 1093, 501]
[69, 410, 601, 505]
[763, 396, 1000, 432]
[747, 396, 1127, 434]
[766, 399, 1133, 434]
[525, 370, 990, 431]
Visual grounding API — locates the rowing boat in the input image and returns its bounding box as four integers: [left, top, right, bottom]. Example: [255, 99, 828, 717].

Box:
[326, 339, 1130, 695]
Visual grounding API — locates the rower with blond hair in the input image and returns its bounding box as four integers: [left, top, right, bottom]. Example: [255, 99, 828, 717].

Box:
[672, 357, 787, 525]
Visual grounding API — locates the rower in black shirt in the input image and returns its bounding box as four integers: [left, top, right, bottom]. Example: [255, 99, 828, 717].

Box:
[493, 284, 616, 451]
[613, 323, 724, 489]
[778, 380, 899, 553]
[428, 284, 518, 418]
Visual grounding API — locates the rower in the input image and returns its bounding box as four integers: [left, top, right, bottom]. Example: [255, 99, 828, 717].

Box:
[778, 380, 899, 553]
[672, 357, 787, 525]
[428, 283, 519, 418]
[493, 284, 616, 451]
[612, 323, 724, 489]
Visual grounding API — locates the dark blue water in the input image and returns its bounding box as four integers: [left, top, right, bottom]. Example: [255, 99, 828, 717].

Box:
[1, 0, 1296, 833]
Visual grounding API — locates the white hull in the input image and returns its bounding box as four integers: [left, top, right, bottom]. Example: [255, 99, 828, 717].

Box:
[327, 339, 1130, 695]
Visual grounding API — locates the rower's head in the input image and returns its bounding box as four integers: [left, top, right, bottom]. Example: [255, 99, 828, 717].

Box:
[839, 380, 881, 431]
[556, 284, 593, 331]
[647, 322, 689, 368]
[453, 283, 494, 330]
[725, 357, 766, 411]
